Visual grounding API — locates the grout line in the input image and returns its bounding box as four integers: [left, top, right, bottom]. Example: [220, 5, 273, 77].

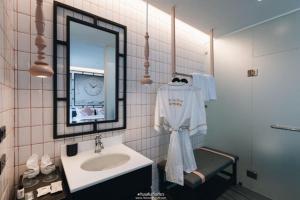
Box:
[29, 0, 33, 157]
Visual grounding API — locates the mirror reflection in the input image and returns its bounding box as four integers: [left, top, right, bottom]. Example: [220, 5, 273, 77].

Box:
[68, 20, 118, 124]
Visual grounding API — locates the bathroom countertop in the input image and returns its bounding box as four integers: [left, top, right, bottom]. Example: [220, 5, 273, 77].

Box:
[60, 135, 153, 193]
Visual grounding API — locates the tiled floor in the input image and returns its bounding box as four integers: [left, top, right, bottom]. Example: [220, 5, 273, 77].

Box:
[218, 186, 271, 200]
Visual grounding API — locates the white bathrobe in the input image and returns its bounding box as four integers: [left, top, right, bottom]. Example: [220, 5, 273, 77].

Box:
[154, 83, 207, 185]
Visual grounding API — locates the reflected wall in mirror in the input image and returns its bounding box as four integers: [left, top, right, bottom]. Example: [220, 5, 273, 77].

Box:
[67, 18, 119, 125]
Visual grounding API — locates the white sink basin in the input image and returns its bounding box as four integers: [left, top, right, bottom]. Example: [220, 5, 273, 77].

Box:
[61, 135, 153, 193]
[81, 153, 130, 171]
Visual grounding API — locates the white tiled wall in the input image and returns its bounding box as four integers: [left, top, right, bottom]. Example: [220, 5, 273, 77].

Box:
[0, 0, 15, 200]
[14, 0, 209, 194]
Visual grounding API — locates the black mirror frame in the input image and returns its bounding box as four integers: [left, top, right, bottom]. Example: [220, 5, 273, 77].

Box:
[53, 1, 127, 139]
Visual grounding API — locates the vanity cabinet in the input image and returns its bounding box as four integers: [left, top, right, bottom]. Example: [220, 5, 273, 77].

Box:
[64, 165, 152, 200]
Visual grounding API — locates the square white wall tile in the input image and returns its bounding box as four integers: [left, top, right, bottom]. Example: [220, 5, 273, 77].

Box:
[31, 126, 43, 144]
[31, 108, 43, 126]
[18, 0, 31, 15]
[17, 108, 31, 127]
[18, 145, 31, 165]
[17, 13, 30, 33]
[31, 90, 43, 108]
[17, 127, 31, 146]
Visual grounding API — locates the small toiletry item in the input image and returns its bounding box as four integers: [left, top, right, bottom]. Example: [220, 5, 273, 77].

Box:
[25, 191, 34, 200]
[17, 177, 25, 199]
[51, 181, 63, 194]
[16, 185, 24, 199]
[66, 143, 78, 157]
[37, 185, 51, 197]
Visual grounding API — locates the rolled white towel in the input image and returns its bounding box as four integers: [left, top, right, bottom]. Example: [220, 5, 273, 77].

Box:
[25, 154, 40, 178]
[41, 154, 55, 175]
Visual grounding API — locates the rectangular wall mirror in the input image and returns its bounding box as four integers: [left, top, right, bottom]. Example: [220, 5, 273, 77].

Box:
[53, 1, 127, 138]
[67, 18, 119, 125]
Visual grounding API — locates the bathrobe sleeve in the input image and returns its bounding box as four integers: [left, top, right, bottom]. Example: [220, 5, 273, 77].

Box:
[154, 90, 165, 133]
[189, 89, 207, 136]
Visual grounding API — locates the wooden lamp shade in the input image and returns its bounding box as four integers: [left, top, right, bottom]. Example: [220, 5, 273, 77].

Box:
[29, 0, 53, 78]
[29, 61, 54, 78]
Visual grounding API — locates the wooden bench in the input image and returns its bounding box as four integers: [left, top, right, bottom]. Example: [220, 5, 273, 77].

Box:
[157, 147, 239, 200]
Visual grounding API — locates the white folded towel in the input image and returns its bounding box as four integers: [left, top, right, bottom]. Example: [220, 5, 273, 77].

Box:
[192, 72, 217, 101]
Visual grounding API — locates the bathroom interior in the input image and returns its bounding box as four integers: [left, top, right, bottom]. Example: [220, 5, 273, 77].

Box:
[1, 0, 300, 199]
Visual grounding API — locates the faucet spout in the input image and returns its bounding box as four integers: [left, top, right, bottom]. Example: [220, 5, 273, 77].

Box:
[95, 134, 104, 153]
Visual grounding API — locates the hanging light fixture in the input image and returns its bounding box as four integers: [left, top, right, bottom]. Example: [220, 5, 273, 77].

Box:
[141, 0, 152, 85]
[29, 0, 54, 78]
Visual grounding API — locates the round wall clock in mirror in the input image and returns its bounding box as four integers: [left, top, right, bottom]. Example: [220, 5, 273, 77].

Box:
[84, 78, 104, 96]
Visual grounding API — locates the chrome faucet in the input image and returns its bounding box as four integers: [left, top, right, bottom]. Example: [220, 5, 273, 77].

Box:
[95, 134, 104, 153]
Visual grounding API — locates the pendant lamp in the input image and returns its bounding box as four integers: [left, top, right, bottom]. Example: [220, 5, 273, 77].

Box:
[141, 0, 152, 85]
[29, 0, 54, 78]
